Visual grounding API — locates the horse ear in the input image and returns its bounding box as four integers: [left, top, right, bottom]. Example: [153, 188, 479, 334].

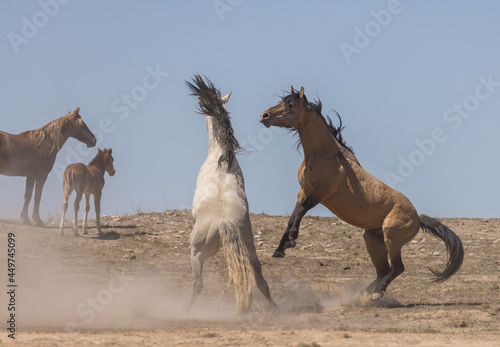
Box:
[221, 91, 232, 104]
[299, 87, 305, 98]
[74, 107, 80, 114]
[98, 148, 102, 153]
[108, 148, 112, 155]
[290, 86, 294, 94]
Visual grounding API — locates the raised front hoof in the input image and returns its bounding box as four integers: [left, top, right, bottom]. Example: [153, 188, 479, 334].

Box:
[372, 292, 384, 301]
[284, 240, 296, 250]
[272, 250, 286, 258]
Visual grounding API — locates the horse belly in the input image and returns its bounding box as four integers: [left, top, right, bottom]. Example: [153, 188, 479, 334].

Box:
[322, 194, 387, 230]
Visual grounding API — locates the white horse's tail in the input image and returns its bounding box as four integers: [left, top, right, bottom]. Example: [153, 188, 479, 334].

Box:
[220, 222, 254, 314]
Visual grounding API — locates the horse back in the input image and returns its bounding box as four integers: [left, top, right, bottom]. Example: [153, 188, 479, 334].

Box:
[0, 130, 55, 177]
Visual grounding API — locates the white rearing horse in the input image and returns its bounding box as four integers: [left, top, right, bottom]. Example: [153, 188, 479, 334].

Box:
[185, 75, 277, 314]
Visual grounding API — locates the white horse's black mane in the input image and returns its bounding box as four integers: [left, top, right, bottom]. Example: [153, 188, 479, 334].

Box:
[186, 74, 242, 168]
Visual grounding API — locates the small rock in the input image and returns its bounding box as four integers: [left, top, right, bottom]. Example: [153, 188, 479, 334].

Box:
[492, 284, 499, 290]
[343, 266, 351, 271]
[420, 238, 427, 243]
[257, 241, 264, 246]
[459, 321, 468, 328]
[150, 254, 157, 258]
[128, 254, 136, 260]
[432, 252, 440, 256]
[254, 235, 262, 239]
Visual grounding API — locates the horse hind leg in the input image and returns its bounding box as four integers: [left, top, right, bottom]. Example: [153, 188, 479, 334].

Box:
[83, 194, 91, 235]
[363, 229, 391, 299]
[73, 192, 83, 237]
[185, 250, 205, 312]
[248, 247, 277, 310]
[59, 193, 70, 236]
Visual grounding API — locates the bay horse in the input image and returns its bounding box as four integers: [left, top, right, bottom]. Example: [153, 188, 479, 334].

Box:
[185, 75, 277, 314]
[0, 108, 96, 226]
[59, 148, 115, 237]
[259, 87, 464, 301]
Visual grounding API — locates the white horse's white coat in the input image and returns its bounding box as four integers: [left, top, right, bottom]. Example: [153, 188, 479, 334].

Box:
[186, 79, 276, 314]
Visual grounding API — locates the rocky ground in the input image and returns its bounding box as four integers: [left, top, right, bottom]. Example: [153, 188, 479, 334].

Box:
[0, 211, 499, 346]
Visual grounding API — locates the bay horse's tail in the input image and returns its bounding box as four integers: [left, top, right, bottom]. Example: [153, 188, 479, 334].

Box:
[220, 222, 254, 314]
[419, 214, 464, 283]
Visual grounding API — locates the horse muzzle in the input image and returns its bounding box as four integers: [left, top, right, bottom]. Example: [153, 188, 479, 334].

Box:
[259, 112, 272, 128]
[87, 135, 97, 148]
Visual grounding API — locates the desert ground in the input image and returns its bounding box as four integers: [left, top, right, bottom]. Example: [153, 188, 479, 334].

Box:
[1, 211, 499, 346]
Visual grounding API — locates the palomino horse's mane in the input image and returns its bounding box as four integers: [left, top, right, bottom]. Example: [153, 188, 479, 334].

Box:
[186, 74, 243, 168]
[284, 90, 355, 155]
[21, 112, 72, 153]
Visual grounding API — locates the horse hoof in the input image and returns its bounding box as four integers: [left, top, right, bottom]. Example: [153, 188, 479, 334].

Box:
[372, 292, 384, 301]
[284, 240, 296, 250]
[272, 250, 285, 258]
[21, 219, 32, 226]
[35, 220, 45, 227]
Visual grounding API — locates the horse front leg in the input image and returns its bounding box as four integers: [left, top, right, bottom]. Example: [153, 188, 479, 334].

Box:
[273, 189, 320, 258]
[94, 191, 103, 235]
[20, 177, 35, 225]
[32, 175, 48, 227]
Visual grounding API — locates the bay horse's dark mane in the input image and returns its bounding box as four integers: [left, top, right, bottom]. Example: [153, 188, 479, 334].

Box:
[186, 74, 243, 168]
[284, 90, 355, 155]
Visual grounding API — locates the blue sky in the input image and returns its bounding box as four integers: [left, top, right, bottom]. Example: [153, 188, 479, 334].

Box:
[1, 0, 499, 221]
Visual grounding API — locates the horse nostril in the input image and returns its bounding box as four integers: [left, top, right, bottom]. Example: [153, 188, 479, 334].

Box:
[261, 113, 269, 119]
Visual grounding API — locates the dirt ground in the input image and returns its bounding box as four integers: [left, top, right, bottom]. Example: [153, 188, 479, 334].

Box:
[1, 211, 499, 346]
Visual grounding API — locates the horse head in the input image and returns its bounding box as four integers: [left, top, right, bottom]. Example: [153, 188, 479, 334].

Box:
[260, 86, 311, 129]
[65, 108, 97, 148]
[100, 148, 115, 176]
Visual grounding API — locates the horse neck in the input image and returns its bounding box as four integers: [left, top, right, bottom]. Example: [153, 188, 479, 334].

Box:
[296, 111, 342, 159]
[28, 117, 69, 155]
[206, 116, 223, 154]
[88, 156, 106, 175]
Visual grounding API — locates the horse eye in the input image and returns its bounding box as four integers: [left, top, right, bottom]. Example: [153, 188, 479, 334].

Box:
[288, 104, 293, 108]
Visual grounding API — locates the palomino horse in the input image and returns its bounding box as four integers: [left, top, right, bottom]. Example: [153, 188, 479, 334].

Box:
[186, 75, 277, 314]
[59, 148, 115, 237]
[259, 87, 464, 300]
[0, 108, 96, 226]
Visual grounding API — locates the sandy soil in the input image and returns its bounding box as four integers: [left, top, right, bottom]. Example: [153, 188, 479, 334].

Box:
[1, 211, 499, 346]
